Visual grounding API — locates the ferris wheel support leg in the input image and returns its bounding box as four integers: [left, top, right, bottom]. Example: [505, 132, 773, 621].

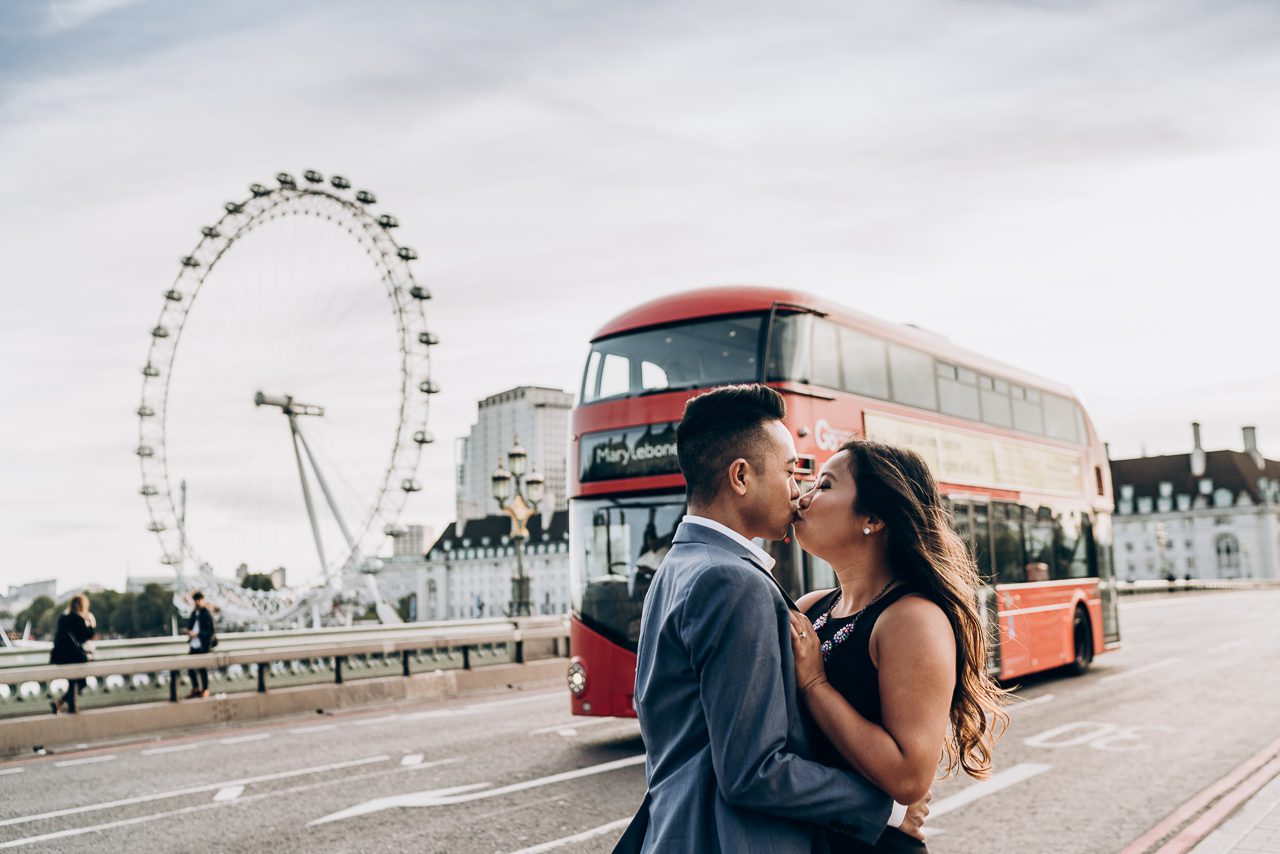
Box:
[289, 414, 329, 575]
[294, 426, 358, 555]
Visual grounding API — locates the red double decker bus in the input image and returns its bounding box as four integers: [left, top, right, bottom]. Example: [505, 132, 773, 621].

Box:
[566, 287, 1120, 717]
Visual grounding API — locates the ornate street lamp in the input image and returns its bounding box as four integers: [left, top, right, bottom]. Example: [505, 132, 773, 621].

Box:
[492, 436, 545, 616]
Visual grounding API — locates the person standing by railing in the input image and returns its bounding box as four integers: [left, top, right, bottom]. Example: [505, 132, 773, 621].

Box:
[49, 594, 96, 714]
[186, 591, 217, 698]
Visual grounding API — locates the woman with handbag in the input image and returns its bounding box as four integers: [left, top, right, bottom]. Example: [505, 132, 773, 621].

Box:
[49, 594, 96, 714]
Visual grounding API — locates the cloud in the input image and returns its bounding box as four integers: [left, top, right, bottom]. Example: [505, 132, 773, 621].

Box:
[2, 0, 1280, 591]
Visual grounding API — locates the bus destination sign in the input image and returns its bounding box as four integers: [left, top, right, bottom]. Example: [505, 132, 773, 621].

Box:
[580, 422, 680, 482]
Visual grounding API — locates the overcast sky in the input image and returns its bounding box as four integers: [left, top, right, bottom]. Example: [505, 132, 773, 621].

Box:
[2, 0, 1278, 594]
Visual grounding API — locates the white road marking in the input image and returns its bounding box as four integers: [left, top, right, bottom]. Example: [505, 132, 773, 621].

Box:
[401, 754, 423, 766]
[529, 717, 624, 735]
[212, 786, 244, 802]
[141, 743, 201, 756]
[1007, 694, 1056, 714]
[219, 733, 270, 745]
[309, 754, 647, 825]
[1097, 658, 1180, 683]
[931, 763, 1052, 818]
[54, 755, 116, 768]
[0, 754, 390, 829]
[0, 768, 25, 777]
[401, 691, 563, 722]
[354, 714, 400, 727]
[0, 754, 418, 849]
[508, 817, 632, 853]
[289, 724, 337, 735]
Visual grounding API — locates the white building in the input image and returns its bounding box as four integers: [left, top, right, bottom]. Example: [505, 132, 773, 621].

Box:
[1111, 424, 1280, 581]
[456, 387, 573, 524]
[374, 512, 570, 621]
[0, 579, 56, 616]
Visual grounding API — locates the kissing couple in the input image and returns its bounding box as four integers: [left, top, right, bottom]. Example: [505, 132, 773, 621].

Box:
[615, 384, 1007, 852]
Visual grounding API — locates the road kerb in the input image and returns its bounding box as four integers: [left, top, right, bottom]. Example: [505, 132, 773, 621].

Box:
[1120, 735, 1280, 854]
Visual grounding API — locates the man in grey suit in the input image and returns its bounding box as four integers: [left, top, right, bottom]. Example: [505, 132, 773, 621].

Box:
[617, 384, 925, 852]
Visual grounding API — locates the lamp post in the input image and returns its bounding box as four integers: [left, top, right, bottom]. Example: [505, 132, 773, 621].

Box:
[492, 436, 545, 617]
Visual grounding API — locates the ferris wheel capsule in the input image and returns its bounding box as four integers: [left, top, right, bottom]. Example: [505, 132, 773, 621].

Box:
[413, 430, 435, 445]
[303, 169, 324, 183]
[400, 478, 422, 493]
[225, 201, 244, 214]
[409, 286, 431, 300]
[142, 364, 160, 377]
[137, 405, 155, 417]
[355, 190, 376, 205]
[165, 290, 183, 302]
[148, 521, 167, 533]
[397, 246, 418, 261]
[181, 256, 201, 268]
[418, 332, 439, 346]
[330, 175, 351, 190]
[140, 484, 158, 496]
[249, 183, 271, 197]
[201, 226, 220, 238]
[418, 380, 440, 395]
[151, 326, 170, 339]
[136, 445, 155, 458]
[276, 172, 297, 188]
[376, 214, 398, 229]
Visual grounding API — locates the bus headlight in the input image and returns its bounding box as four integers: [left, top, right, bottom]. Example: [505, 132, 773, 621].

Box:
[567, 659, 587, 696]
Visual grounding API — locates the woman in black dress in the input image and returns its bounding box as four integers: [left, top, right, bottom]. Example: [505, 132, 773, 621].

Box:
[49, 594, 96, 714]
[789, 441, 1009, 852]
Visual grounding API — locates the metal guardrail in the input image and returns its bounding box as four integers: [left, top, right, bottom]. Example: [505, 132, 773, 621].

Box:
[0, 617, 568, 718]
[1119, 579, 1280, 595]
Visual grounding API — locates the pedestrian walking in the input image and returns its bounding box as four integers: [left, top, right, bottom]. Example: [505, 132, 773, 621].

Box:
[186, 591, 217, 698]
[49, 594, 96, 714]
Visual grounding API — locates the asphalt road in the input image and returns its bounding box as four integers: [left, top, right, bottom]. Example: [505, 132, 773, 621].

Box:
[0, 590, 1277, 853]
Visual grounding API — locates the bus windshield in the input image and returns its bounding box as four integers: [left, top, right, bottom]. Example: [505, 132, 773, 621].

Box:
[569, 494, 686, 649]
[581, 314, 764, 403]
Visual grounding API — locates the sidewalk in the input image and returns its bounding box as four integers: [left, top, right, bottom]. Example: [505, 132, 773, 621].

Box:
[1190, 773, 1280, 854]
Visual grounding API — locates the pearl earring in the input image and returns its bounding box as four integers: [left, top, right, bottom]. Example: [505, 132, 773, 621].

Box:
[863, 526, 872, 536]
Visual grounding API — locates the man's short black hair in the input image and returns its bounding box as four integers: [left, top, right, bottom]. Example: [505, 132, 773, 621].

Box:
[676, 384, 787, 506]
[191, 591, 204, 602]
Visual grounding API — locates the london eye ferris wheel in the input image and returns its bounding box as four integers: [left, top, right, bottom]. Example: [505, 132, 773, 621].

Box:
[135, 170, 439, 626]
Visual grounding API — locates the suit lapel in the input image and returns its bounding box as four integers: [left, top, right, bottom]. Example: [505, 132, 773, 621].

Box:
[673, 522, 799, 611]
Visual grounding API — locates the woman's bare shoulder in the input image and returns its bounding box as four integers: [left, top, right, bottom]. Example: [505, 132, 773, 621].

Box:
[796, 588, 836, 613]
[874, 592, 955, 650]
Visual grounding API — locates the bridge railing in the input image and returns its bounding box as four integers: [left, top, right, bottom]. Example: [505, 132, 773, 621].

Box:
[1118, 578, 1280, 595]
[0, 617, 568, 719]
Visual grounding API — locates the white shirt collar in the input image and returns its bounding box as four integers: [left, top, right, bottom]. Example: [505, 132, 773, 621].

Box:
[682, 514, 777, 571]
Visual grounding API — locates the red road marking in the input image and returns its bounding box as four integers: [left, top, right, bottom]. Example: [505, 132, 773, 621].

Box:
[1120, 734, 1280, 854]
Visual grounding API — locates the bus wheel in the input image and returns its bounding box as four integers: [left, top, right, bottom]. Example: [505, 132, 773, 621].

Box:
[1068, 607, 1094, 676]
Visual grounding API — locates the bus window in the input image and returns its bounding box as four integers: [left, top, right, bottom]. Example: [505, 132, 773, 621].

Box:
[1054, 509, 1089, 579]
[979, 375, 1013, 428]
[583, 314, 764, 402]
[973, 501, 993, 581]
[811, 318, 843, 390]
[1011, 385, 1045, 435]
[888, 344, 937, 410]
[839, 326, 889, 399]
[993, 502, 1025, 584]
[766, 312, 813, 384]
[1043, 392, 1080, 443]
[938, 361, 981, 421]
[1023, 505, 1055, 582]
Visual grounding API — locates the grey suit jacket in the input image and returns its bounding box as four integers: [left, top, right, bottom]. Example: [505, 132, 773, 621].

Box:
[624, 521, 891, 853]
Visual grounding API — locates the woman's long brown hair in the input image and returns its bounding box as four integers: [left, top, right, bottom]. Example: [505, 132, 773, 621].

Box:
[841, 439, 1009, 779]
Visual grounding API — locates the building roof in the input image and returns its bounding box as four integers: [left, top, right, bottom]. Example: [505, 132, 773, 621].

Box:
[428, 510, 569, 558]
[1110, 450, 1280, 507]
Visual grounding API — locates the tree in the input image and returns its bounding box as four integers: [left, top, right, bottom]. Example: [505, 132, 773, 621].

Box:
[132, 584, 172, 636]
[15, 596, 54, 639]
[240, 573, 274, 591]
[397, 594, 415, 622]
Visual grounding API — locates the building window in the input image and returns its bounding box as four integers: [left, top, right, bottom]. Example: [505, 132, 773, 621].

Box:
[1216, 534, 1241, 578]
